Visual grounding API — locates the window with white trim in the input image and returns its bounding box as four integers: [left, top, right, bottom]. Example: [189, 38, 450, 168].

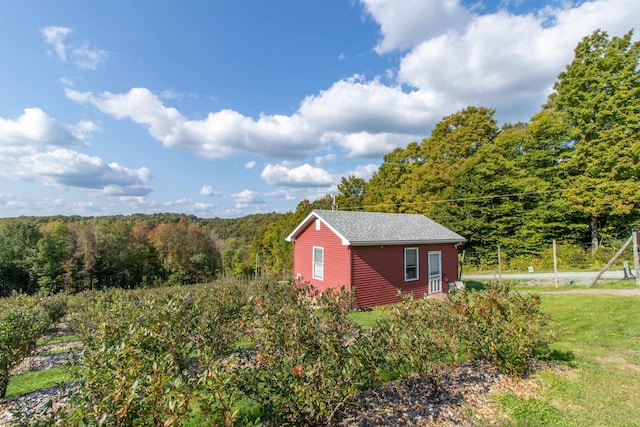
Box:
[313, 247, 324, 280]
[404, 247, 418, 281]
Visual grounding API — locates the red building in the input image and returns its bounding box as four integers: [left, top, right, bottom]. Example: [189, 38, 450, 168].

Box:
[285, 210, 466, 308]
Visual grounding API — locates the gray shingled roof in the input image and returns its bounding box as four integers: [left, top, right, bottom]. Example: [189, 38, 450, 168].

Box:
[287, 210, 466, 245]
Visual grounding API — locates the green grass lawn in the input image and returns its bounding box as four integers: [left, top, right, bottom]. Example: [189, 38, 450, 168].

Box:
[346, 308, 384, 329]
[496, 293, 640, 426]
[36, 333, 81, 347]
[5, 366, 70, 398]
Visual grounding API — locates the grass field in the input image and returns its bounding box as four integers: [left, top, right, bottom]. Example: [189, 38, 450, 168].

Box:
[496, 293, 640, 426]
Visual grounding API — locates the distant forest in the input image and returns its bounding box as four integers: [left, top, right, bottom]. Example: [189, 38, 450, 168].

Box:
[1, 29, 638, 296]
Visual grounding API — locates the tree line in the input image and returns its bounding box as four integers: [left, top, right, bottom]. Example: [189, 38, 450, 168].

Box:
[334, 29, 640, 260]
[1, 30, 638, 295]
[256, 30, 640, 273]
[0, 212, 283, 296]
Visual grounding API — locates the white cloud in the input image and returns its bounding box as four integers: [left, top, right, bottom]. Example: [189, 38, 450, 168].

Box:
[161, 89, 182, 100]
[347, 163, 379, 181]
[41, 26, 108, 70]
[200, 185, 214, 196]
[0, 108, 148, 196]
[245, 160, 256, 169]
[232, 189, 265, 208]
[0, 108, 85, 154]
[261, 163, 335, 188]
[360, 0, 472, 53]
[314, 153, 337, 167]
[1, 148, 152, 196]
[67, 79, 435, 161]
[62, 0, 640, 169]
[70, 201, 100, 213]
[67, 87, 320, 159]
[394, 0, 640, 122]
[41, 26, 72, 61]
[200, 185, 225, 198]
[71, 120, 100, 142]
[70, 42, 109, 70]
[59, 77, 75, 87]
[0, 194, 29, 212]
[325, 131, 418, 159]
[298, 75, 440, 135]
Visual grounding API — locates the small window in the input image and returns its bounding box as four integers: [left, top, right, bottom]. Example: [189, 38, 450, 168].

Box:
[313, 247, 324, 280]
[405, 247, 418, 281]
[315, 219, 321, 230]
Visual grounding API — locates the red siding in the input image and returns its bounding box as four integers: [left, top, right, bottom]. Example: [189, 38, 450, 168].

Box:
[291, 218, 460, 308]
[352, 243, 459, 308]
[292, 219, 352, 293]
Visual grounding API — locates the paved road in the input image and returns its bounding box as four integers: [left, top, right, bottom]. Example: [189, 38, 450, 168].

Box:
[461, 269, 640, 295]
[462, 269, 629, 284]
[535, 288, 640, 296]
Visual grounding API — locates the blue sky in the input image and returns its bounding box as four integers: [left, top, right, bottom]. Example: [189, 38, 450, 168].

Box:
[0, 0, 637, 218]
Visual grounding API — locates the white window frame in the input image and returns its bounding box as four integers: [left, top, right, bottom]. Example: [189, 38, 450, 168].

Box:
[404, 247, 419, 281]
[313, 246, 324, 280]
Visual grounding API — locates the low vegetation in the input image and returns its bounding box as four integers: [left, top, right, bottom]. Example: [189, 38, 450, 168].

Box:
[2, 280, 553, 426]
[492, 292, 640, 426]
[0, 294, 66, 398]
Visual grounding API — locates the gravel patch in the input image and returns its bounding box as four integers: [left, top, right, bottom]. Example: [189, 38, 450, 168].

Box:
[10, 352, 76, 377]
[331, 360, 535, 427]
[0, 383, 79, 426]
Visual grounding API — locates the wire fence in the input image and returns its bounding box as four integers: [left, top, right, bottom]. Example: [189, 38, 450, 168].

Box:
[461, 237, 636, 273]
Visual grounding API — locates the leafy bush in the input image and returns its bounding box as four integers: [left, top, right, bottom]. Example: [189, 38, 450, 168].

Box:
[39, 279, 553, 425]
[39, 293, 68, 326]
[446, 281, 553, 375]
[374, 292, 464, 382]
[56, 283, 247, 426]
[58, 324, 196, 427]
[238, 281, 381, 425]
[0, 294, 50, 398]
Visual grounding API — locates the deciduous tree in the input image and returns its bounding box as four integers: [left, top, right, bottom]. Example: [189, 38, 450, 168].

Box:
[551, 29, 640, 247]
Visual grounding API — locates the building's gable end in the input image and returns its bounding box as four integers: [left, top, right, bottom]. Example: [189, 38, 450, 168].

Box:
[285, 211, 351, 245]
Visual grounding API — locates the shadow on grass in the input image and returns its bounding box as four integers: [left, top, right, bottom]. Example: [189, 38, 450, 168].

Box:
[463, 280, 487, 291]
[537, 348, 577, 367]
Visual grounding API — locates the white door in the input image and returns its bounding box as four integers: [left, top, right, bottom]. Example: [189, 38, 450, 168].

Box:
[428, 251, 442, 294]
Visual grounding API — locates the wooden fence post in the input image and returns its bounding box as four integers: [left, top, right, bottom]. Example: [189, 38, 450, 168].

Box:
[633, 230, 640, 286]
[553, 239, 558, 288]
[589, 235, 633, 287]
[497, 245, 502, 286]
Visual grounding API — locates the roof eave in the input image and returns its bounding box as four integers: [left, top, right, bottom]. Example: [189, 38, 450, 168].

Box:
[348, 239, 467, 246]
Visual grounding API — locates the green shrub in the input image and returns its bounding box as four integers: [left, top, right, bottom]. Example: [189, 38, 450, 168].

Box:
[0, 294, 50, 398]
[55, 283, 247, 426]
[238, 281, 380, 425]
[58, 324, 196, 427]
[374, 293, 464, 382]
[446, 281, 553, 375]
[39, 293, 68, 326]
